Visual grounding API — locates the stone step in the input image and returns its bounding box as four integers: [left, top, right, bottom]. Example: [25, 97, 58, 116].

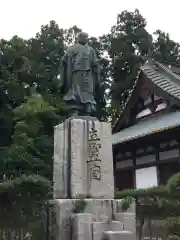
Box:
[115, 212, 136, 234]
[102, 230, 134, 240]
[111, 221, 124, 230]
[93, 221, 124, 240]
[115, 212, 136, 222]
[72, 213, 92, 240]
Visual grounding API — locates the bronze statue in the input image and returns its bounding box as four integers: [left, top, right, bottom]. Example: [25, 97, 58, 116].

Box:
[59, 32, 105, 116]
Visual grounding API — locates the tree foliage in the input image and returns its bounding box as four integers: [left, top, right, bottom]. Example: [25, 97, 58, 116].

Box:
[153, 30, 180, 63]
[116, 173, 180, 236]
[0, 22, 65, 233]
[107, 9, 153, 123]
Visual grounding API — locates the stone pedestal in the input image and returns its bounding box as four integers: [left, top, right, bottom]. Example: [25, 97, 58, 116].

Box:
[53, 117, 114, 199]
[51, 198, 136, 240]
[52, 117, 136, 240]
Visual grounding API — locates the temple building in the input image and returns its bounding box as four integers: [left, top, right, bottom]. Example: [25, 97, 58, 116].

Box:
[112, 59, 180, 191]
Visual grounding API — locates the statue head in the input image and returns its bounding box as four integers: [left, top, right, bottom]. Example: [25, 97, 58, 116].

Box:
[77, 32, 89, 45]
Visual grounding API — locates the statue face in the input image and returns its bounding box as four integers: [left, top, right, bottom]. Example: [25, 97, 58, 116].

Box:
[78, 32, 89, 45]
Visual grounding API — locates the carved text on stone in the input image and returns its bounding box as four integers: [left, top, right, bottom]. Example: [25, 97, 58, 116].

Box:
[87, 127, 102, 181]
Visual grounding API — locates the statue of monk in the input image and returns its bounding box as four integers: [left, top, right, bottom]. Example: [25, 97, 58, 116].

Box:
[59, 32, 105, 116]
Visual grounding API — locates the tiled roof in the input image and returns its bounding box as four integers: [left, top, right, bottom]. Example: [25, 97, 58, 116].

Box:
[112, 60, 180, 131]
[143, 61, 180, 100]
[112, 110, 180, 145]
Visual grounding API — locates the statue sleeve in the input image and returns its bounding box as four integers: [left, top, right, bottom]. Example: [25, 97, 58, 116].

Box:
[66, 55, 73, 89]
[91, 48, 98, 65]
[59, 54, 71, 94]
[91, 49, 106, 107]
[91, 49, 101, 84]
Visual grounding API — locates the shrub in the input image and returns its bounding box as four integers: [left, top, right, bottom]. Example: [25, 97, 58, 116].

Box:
[167, 173, 180, 197]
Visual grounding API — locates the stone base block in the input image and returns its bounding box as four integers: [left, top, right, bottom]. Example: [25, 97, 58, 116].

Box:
[93, 221, 124, 240]
[52, 198, 124, 223]
[114, 213, 136, 233]
[72, 213, 92, 240]
[103, 231, 133, 240]
[93, 222, 110, 240]
[52, 199, 74, 240]
[123, 213, 136, 235]
[110, 221, 124, 230]
[51, 199, 136, 240]
[114, 213, 124, 222]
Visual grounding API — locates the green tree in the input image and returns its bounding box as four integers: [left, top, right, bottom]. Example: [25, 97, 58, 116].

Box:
[0, 21, 66, 182]
[0, 22, 66, 234]
[108, 9, 152, 123]
[89, 36, 110, 120]
[63, 25, 82, 46]
[0, 36, 30, 148]
[116, 173, 180, 239]
[153, 30, 180, 63]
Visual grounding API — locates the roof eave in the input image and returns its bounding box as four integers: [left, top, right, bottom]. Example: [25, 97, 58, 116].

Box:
[112, 60, 180, 133]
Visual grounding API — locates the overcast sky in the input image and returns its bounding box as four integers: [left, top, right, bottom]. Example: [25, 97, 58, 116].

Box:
[1, 0, 179, 42]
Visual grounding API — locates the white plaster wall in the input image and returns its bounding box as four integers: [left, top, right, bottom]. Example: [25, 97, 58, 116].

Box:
[135, 166, 158, 189]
